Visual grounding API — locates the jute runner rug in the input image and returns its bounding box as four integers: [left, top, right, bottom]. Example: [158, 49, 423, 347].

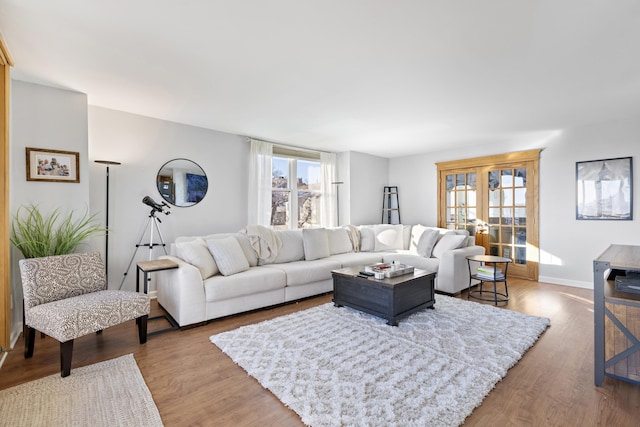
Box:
[211, 295, 550, 427]
[0, 354, 163, 427]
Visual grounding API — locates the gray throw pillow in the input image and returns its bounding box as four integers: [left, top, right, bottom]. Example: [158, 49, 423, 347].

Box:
[206, 236, 250, 276]
[417, 228, 440, 258]
[303, 228, 330, 261]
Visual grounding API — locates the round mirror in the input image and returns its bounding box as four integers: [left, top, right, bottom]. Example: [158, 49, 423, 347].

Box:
[157, 158, 208, 207]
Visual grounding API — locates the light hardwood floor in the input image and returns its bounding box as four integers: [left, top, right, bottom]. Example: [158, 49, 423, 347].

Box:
[2, 280, 639, 426]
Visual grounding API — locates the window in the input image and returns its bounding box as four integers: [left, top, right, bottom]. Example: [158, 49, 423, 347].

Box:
[271, 151, 323, 229]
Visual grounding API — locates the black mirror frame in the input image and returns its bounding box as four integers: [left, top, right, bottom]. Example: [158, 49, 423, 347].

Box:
[156, 158, 208, 207]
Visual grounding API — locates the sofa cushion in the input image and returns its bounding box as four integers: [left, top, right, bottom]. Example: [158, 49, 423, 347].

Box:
[409, 224, 427, 252]
[417, 228, 440, 258]
[201, 233, 258, 267]
[374, 224, 404, 251]
[327, 228, 353, 255]
[233, 233, 260, 266]
[303, 228, 330, 261]
[206, 236, 250, 276]
[263, 258, 342, 287]
[359, 226, 375, 252]
[175, 238, 218, 279]
[432, 233, 468, 259]
[204, 267, 285, 301]
[327, 252, 384, 268]
[402, 225, 412, 250]
[272, 230, 305, 264]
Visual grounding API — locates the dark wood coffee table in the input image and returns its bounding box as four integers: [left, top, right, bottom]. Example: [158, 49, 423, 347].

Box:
[331, 265, 436, 326]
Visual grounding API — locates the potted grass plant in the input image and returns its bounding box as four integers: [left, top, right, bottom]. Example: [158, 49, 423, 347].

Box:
[10, 204, 105, 258]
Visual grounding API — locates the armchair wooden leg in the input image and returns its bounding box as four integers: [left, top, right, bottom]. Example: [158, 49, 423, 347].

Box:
[24, 326, 35, 359]
[60, 340, 74, 377]
[138, 315, 148, 344]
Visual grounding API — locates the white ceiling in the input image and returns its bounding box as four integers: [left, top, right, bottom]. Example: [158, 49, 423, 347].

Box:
[1, 0, 639, 158]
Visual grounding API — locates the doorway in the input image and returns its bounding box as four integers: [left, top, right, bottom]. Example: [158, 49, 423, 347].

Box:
[437, 150, 540, 280]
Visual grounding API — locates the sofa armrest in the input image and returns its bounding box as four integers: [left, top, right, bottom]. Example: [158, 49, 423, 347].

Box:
[436, 245, 486, 295]
[156, 255, 207, 327]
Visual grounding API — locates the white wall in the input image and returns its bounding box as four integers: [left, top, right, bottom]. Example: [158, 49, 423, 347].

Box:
[88, 107, 249, 292]
[9, 81, 90, 343]
[347, 151, 389, 225]
[390, 118, 640, 289]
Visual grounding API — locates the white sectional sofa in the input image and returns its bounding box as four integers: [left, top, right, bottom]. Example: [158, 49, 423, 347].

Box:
[156, 224, 485, 327]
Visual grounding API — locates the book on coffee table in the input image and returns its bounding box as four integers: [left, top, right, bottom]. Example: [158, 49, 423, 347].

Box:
[364, 262, 414, 278]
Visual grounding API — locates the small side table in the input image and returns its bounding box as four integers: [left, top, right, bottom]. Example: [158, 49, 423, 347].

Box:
[137, 259, 180, 336]
[466, 255, 511, 305]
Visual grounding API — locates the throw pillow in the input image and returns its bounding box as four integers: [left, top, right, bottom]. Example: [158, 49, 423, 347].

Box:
[272, 230, 305, 264]
[373, 224, 404, 251]
[431, 233, 467, 259]
[327, 228, 353, 255]
[302, 228, 330, 261]
[409, 224, 428, 252]
[359, 226, 375, 252]
[206, 236, 250, 276]
[175, 238, 218, 279]
[417, 228, 440, 258]
[233, 233, 259, 267]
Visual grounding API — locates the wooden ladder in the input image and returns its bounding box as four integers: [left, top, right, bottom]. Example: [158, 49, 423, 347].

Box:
[382, 186, 400, 224]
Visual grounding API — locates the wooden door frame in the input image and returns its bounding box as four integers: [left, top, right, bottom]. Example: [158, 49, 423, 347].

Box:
[436, 149, 540, 280]
[0, 35, 13, 351]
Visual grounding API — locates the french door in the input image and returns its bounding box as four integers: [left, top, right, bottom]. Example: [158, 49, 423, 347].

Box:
[0, 36, 12, 351]
[437, 150, 540, 280]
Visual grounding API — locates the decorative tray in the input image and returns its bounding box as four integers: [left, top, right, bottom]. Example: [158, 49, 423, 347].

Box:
[364, 262, 414, 278]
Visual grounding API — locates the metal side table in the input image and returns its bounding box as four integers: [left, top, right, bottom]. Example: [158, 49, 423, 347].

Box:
[136, 259, 180, 336]
[466, 255, 511, 305]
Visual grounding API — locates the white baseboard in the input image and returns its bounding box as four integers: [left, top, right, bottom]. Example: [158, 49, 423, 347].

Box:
[538, 276, 593, 290]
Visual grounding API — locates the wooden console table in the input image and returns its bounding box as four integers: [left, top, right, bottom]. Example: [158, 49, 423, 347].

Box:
[593, 244, 640, 386]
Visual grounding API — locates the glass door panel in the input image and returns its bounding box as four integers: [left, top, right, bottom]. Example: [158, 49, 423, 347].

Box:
[444, 171, 477, 234]
[487, 166, 530, 273]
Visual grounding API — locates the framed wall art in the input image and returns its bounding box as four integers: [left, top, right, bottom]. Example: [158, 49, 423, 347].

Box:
[576, 156, 632, 220]
[26, 147, 80, 183]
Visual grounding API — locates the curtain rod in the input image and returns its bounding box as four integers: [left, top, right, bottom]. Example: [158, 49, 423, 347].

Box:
[245, 136, 334, 155]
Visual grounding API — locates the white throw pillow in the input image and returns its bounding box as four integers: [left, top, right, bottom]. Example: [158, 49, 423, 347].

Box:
[303, 228, 330, 261]
[431, 233, 467, 259]
[327, 228, 353, 255]
[175, 238, 218, 279]
[373, 224, 404, 251]
[402, 225, 412, 250]
[417, 228, 440, 258]
[273, 230, 305, 263]
[359, 226, 375, 252]
[206, 236, 250, 276]
[204, 233, 259, 267]
[409, 224, 428, 252]
[233, 233, 259, 266]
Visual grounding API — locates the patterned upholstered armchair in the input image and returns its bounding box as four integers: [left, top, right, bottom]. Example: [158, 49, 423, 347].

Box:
[19, 252, 150, 377]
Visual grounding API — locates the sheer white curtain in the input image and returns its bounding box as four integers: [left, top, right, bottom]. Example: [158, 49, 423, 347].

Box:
[320, 152, 337, 228]
[248, 139, 273, 226]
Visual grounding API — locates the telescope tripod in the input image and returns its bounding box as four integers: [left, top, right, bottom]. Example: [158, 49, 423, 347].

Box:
[120, 209, 168, 290]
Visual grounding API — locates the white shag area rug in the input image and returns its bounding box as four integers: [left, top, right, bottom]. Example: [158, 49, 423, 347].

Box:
[0, 354, 163, 427]
[210, 295, 550, 427]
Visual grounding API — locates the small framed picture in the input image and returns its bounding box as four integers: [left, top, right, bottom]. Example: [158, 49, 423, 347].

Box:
[26, 147, 80, 183]
[576, 156, 632, 220]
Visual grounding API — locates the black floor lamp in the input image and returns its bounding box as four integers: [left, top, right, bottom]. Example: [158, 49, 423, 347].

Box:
[95, 160, 121, 287]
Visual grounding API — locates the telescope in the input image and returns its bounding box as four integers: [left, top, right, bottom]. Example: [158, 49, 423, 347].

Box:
[142, 195, 171, 215]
